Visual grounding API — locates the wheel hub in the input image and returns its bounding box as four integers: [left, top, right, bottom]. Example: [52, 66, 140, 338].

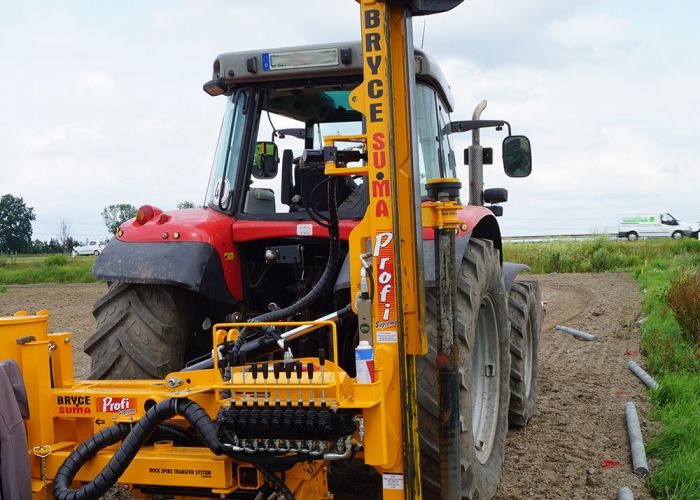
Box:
[471, 296, 500, 464]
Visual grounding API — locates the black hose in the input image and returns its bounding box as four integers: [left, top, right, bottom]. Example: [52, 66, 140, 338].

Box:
[304, 177, 332, 227]
[231, 177, 340, 363]
[53, 398, 296, 500]
[152, 422, 202, 447]
[257, 464, 294, 500]
[53, 399, 221, 500]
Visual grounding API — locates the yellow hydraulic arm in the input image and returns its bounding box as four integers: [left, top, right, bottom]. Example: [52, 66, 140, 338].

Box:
[0, 1, 471, 499]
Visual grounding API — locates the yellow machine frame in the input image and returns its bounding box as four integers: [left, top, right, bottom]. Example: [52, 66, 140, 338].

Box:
[0, 1, 466, 498]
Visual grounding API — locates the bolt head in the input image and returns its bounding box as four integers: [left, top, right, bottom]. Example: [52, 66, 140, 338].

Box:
[166, 377, 183, 388]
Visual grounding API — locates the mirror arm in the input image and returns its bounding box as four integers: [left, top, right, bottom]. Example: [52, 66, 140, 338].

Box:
[444, 119, 511, 135]
[276, 128, 306, 140]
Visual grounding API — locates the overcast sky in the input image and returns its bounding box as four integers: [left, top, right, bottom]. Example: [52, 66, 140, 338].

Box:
[2, 0, 699, 240]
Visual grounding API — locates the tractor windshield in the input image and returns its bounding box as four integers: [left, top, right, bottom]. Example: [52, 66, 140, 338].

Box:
[206, 81, 454, 216]
[206, 90, 252, 211]
[242, 84, 365, 217]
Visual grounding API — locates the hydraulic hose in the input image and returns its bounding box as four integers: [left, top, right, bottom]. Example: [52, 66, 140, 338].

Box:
[53, 399, 221, 500]
[53, 398, 295, 500]
[152, 421, 203, 447]
[230, 177, 340, 363]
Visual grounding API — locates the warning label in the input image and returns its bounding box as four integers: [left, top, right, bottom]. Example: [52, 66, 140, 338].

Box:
[382, 473, 404, 490]
[376, 330, 397, 343]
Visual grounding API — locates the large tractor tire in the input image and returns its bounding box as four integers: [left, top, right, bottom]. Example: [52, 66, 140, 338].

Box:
[84, 283, 196, 379]
[507, 280, 542, 427]
[417, 238, 511, 499]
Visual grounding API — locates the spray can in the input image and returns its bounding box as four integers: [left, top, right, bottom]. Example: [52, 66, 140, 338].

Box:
[355, 340, 375, 384]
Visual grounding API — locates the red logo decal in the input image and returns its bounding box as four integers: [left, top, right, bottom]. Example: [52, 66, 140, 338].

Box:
[97, 397, 136, 416]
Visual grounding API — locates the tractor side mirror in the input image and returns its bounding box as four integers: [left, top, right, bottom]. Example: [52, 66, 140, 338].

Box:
[502, 136, 532, 178]
[252, 141, 279, 179]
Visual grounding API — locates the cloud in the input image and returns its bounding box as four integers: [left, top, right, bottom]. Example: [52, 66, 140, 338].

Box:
[76, 70, 118, 93]
[548, 13, 634, 52]
[0, 0, 699, 240]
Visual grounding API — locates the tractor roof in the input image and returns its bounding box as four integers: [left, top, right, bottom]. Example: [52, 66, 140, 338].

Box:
[206, 41, 455, 112]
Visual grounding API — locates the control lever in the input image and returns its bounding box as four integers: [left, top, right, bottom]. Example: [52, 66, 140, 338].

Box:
[260, 362, 271, 434]
[306, 361, 317, 438]
[240, 352, 248, 405]
[307, 362, 315, 407]
[272, 363, 283, 436]
[273, 363, 282, 405]
[249, 364, 260, 428]
[318, 348, 331, 434]
[237, 353, 249, 435]
[285, 361, 293, 405]
[251, 362, 259, 405]
[294, 362, 305, 439]
[319, 349, 326, 407]
[283, 361, 294, 440]
[262, 362, 270, 405]
[296, 362, 304, 405]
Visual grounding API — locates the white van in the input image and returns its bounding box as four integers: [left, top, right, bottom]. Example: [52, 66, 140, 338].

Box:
[618, 213, 699, 241]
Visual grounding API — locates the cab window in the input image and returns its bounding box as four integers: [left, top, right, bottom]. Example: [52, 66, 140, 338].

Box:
[661, 213, 677, 225]
[415, 84, 455, 196]
[244, 87, 363, 215]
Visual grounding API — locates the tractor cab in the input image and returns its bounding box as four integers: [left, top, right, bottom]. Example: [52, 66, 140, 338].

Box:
[203, 41, 458, 222]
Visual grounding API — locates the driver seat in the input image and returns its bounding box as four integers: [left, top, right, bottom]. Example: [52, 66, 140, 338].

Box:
[244, 188, 276, 213]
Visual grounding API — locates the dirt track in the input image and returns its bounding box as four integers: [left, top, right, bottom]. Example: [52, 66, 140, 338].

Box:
[496, 273, 651, 499]
[0, 273, 653, 498]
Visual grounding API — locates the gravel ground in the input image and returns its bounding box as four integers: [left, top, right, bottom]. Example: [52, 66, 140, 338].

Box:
[0, 273, 653, 498]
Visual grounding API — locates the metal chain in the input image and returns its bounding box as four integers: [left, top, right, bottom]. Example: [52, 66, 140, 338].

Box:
[32, 445, 52, 499]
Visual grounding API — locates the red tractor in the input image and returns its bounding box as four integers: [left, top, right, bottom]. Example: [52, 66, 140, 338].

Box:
[89, 37, 541, 498]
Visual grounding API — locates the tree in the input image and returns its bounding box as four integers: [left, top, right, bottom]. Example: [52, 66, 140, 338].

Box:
[177, 201, 196, 209]
[0, 194, 36, 253]
[101, 204, 137, 235]
[31, 239, 46, 254]
[57, 218, 73, 253]
[45, 238, 62, 254]
[64, 236, 79, 253]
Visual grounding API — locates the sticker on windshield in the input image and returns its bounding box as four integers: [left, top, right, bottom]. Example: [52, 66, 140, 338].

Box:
[212, 178, 231, 203]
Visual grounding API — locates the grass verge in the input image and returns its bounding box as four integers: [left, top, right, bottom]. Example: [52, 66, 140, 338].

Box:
[0, 254, 98, 285]
[646, 374, 700, 498]
[634, 254, 700, 498]
[504, 237, 700, 274]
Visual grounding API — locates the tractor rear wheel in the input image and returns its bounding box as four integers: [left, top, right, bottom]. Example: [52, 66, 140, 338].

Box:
[507, 280, 542, 426]
[417, 238, 510, 499]
[85, 283, 197, 379]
